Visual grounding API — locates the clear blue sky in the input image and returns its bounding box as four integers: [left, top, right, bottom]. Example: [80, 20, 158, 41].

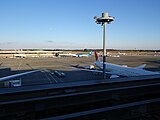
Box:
[0, 0, 160, 50]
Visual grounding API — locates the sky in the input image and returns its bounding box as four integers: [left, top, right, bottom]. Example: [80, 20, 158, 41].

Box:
[0, 0, 160, 50]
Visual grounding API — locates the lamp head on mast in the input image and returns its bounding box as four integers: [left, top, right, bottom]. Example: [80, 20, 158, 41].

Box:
[94, 12, 115, 25]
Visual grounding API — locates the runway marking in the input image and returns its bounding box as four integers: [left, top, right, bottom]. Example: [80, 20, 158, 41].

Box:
[47, 72, 60, 83]
[42, 69, 63, 83]
[50, 73, 64, 83]
[17, 59, 23, 70]
[42, 71, 54, 84]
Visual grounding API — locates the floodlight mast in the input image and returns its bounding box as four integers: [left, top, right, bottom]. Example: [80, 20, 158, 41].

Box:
[94, 12, 114, 80]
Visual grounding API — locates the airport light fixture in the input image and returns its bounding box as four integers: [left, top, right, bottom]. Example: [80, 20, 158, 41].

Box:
[94, 12, 114, 79]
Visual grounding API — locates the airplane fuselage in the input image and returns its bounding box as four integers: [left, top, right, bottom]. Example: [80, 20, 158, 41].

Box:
[94, 61, 159, 77]
[75, 54, 90, 57]
[74, 52, 92, 57]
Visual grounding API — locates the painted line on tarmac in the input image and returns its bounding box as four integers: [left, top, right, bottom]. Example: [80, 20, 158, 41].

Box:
[43, 71, 58, 84]
[48, 72, 64, 83]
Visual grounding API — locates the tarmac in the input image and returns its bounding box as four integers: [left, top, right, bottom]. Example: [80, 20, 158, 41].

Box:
[0, 55, 160, 87]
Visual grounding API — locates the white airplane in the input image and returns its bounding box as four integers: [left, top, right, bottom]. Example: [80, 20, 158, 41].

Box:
[58, 51, 92, 57]
[58, 53, 77, 57]
[81, 51, 159, 78]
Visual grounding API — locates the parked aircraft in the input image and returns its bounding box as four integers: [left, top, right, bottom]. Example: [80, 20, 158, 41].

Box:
[73, 51, 93, 57]
[58, 51, 93, 57]
[58, 53, 77, 57]
[78, 51, 159, 78]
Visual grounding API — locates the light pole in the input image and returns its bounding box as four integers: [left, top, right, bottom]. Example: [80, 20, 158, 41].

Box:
[94, 12, 114, 79]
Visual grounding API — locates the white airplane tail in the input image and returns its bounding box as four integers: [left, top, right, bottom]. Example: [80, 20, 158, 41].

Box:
[135, 64, 146, 69]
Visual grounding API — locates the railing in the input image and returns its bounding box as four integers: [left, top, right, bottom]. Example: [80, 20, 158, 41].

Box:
[0, 74, 160, 119]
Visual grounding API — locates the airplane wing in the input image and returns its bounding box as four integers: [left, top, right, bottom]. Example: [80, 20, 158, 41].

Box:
[79, 69, 120, 78]
[71, 64, 114, 74]
[70, 64, 95, 69]
[77, 68, 112, 74]
[0, 69, 41, 82]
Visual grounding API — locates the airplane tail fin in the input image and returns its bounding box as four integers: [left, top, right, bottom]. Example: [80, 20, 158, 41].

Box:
[135, 64, 146, 69]
[89, 51, 92, 55]
[94, 51, 100, 61]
